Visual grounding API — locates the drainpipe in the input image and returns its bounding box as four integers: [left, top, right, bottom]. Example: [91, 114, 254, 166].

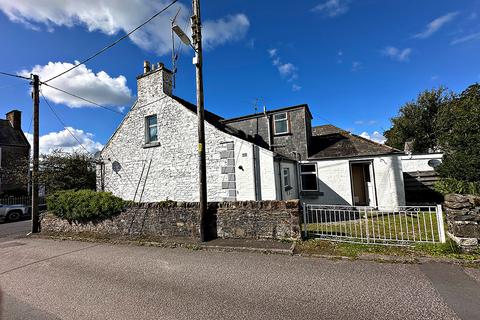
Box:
[252, 144, 258, 201]
[292, 151, 302, 199]
[277, 160, 283, 200]
[264, 105, 272, 151]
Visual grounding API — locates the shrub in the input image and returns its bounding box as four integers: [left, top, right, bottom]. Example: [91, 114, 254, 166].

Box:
[434, 178, 480, 196]
[47, 189, 125, 222]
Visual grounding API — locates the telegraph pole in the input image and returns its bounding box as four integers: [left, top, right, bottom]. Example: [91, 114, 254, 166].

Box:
[31, 74, 40, 233]
[191, 0, 207, 242]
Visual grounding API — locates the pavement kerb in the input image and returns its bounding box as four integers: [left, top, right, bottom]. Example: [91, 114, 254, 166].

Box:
[26, 234, 480, 267]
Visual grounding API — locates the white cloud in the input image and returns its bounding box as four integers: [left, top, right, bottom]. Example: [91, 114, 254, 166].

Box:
[413, 12, 459, 39]
[382, 46, 412, 62]
[19, 61, 132, 108]
[203, 14, 250, 49]
[25, 128, 103, 155]
[355, 120, 377, 125]
[351, 61, 362, 72]
[292, 84, 302, 91]
[0, 1, 249, 55]
[268, 48, 278, 57]
[450, 32, 480, 45]
[312, 0, 349, 17]
[268, 48, 299, 83]
[359, 131, 386, 144]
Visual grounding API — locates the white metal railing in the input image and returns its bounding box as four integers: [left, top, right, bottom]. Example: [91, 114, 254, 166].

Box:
[0, 196, 46, 206]
[302, 204, 446, 245]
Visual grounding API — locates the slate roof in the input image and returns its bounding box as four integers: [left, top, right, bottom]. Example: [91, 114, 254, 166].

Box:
[171, 95, 262, 146]
[309, 124, 402, 160]
[0, 119, 30, 148]
[222, 104, 312, 123]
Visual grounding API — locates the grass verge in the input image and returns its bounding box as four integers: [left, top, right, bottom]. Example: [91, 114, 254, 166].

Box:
[296, 238, 480, 264]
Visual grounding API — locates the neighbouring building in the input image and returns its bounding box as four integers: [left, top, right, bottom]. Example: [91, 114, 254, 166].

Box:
[0, 110, 30, 195]
[401, 152, 443, 204]
[98, 61, 408, 207]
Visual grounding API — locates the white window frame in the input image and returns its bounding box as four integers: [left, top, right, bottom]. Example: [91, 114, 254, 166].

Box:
[273, 112, 289, 135]
[145, 115, 158, 144]
[282, 167, 291, 189]
[300, 163, 318, 191]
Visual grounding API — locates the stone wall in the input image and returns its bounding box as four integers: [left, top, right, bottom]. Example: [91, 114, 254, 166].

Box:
[217, 200, 301, 239]
[41, 200, 302, 241]
[444, 194, 480, 249]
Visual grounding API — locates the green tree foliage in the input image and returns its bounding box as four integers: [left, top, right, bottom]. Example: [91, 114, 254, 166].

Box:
[47, 189, 125, 222]
[40, 151, 96, 193]
[384, 87, 450, 152]
[436, 84, 480, 182]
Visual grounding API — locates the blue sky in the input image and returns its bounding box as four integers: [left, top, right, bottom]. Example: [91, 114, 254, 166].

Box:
[0, 0, 479, 153]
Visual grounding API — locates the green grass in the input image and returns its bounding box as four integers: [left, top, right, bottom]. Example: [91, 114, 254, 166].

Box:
[303, 211, 441, 243]
[296, 238, 480, 262]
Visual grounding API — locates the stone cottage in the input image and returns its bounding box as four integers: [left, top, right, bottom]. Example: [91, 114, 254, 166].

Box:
[0, 110, 30, 195]
[98, 61, 407, 207]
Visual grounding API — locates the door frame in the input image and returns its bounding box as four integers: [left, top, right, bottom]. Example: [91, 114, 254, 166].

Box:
[349, 160, 378, 207]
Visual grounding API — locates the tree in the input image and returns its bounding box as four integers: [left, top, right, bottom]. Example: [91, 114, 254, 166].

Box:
[384, 87, 451, 153]
[436, 84, 480, 182]
[39, 150, 97, 193]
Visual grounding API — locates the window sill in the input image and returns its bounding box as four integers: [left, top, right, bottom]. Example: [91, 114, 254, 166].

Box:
[273, 132, 292, 137]
[300, 190, 324, 197]
[142, 141, 161, 149]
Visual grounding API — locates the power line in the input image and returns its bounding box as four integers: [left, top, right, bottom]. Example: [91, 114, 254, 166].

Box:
[0, 71, 30, 80]
[43, 0, 179, 83]
[40, 90, 92, 155]
[41, 82, 125, 115]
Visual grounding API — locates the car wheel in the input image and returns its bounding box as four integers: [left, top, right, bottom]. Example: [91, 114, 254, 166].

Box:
[6, 210, 22, 222]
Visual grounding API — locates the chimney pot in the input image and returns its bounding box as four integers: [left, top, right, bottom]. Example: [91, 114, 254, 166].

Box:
[143, 60, 151, 73]
[6, 110, 21, 130]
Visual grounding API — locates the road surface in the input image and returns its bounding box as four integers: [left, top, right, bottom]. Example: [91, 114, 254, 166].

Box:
[0, 238, 479, 320]
[0, 219, 30, 243]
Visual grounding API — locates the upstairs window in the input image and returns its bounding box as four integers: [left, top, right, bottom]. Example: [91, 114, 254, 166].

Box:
[300, 163, 318, 191]
[145, 115, 158, 143]
[273, 112, 289, 135]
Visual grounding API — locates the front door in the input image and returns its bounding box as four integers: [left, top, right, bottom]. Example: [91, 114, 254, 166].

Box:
[350, 162, 372, 206]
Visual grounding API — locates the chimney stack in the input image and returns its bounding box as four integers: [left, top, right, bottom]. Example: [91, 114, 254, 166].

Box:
[6, 110, 21, 130]
[137, 60, 173, 102]
[144, 60, 151, 74]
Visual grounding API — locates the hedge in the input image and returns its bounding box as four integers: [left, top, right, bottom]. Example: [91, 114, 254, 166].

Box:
[47, 189, 125, 222]
[434, 178, 480, 196]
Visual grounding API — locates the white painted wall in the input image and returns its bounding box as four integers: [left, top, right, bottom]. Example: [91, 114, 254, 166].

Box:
[99, 67, 277, 202]
[301, 155, 406, 208]
[258, 148, 277, 200]
[401, 153, 443, 172]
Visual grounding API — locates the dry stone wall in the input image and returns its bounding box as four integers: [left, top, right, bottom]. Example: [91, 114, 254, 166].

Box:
[41, 200, 302, 241]
[444, 194, 480, 249]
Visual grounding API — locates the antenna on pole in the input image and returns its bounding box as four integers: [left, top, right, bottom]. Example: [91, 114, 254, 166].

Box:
[170, 8, 181, 89]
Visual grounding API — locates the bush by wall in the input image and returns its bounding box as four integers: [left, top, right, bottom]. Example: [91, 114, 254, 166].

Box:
[434, 178, 480, 196]
[47, 189, 125, 222]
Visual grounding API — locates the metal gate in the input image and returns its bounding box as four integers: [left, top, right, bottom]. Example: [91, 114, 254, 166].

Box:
[302, 204, 446, 245]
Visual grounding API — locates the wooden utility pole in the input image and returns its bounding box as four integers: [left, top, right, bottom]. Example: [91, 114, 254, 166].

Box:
[31, 74, 40, 233]
[191, 0, 207, 242]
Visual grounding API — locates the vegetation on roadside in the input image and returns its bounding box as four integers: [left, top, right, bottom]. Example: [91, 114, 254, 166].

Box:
[296, 238, 480, 262]
[47, 189, 125, 222]
[434, 178, 480, 196]
[384, 83, 480, 195]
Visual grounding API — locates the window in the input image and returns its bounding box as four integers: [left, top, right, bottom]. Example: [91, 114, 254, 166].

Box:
[300, 163, 318, 191]
[145, 115, 158, 143]
[282, 167, 291, 188]
[273, 112, 289, 135]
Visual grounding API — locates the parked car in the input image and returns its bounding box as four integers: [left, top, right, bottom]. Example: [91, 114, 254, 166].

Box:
[0, 203, 29, 222]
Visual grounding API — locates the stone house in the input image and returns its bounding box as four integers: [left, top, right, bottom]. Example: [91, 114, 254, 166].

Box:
[98, 61, 407, 207]
[0, 110, 30, 195]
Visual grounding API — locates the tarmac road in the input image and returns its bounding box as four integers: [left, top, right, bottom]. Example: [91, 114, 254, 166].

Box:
[0, 238, 479, 320]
